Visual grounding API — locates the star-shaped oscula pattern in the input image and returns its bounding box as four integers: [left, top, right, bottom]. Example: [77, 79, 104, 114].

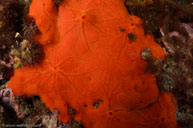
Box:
[8, 0, 178, 127]
[8, 44, 98, 121]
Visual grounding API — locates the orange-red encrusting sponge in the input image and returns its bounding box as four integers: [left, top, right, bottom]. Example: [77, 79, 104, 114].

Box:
[28, 0, 59, 45]
[127, 92, 178, 128]
[80, 92, 177, 128]
[8, 0, 177, 128]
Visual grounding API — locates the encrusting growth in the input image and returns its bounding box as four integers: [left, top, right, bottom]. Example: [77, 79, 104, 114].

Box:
[8, 0, 178, 127]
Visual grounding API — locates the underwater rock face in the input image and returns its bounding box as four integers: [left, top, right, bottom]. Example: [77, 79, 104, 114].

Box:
[0, 0, 23, 85]
[7, 0, 177, 128]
